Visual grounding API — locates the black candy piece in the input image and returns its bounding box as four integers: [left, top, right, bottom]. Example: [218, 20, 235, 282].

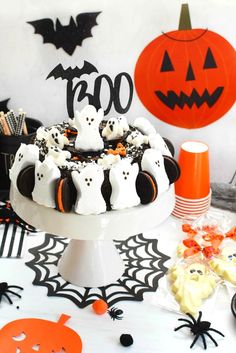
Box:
[120, 334, 134, 347]
[163, 155, 181, 184]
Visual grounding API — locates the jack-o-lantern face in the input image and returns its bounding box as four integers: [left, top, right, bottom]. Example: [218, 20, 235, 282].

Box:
[134, 5, 236, 129]
[0, 314, 82, 353]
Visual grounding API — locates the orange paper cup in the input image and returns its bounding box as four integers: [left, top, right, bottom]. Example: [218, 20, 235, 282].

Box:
[175, 141, 210, 199]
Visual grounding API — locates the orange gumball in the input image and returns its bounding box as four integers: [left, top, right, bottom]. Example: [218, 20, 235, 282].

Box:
[92, 299, 108, 315]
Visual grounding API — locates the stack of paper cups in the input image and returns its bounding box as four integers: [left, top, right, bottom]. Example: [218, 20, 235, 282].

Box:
[172, 141, 211, 218]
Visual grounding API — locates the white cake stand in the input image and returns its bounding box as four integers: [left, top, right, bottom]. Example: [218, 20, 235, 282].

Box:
[10, 185, 175, 287]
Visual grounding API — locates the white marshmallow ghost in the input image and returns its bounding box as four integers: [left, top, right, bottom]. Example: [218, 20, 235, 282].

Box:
[9, 143, 39, 189]
[46, 127, 69, 149]
[149, 133, 172, 157]
[72, 164, 106, 215]
[109, 159, 140, 210]
[134, 117, 156, 136]
[141, 149, 169, 195]
[74, 105, 104, 151]
[126, 130, 149, 147]
[32, 159, 60, 208]
[47, 146, 71, 167]
[102, 118, 124, 140]
[117, 115, 129, 132]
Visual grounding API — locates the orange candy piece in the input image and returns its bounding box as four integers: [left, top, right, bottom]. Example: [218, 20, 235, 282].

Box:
[107, 143, 126, 157]
[92, 299, 108, 315]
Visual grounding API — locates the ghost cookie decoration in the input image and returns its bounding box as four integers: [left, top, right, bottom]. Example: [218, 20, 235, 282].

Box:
[74, 105, 104, 151]
[126, 130, 149, 147]
[109, 159, 140, 210]
[209, 247, 236, 285]
[9, 144, 39, 189]
[32, 158, 60, 208]
[102, 117, 124, 141]
[117, 115, 129, 132]
[46, 127, 69, 149]
[169, 262, 217, 315]
[72, 163, 106, 215]
[141, 149, 169, 195]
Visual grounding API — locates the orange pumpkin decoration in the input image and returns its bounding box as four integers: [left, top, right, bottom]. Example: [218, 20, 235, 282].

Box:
[134, 4, 236, 129]
[0, 314, 82, 353]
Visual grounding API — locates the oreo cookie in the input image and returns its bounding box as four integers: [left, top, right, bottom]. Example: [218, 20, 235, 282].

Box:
[163, 137, 175, 157]
[55, 177, 74, 213]
[163, 155, 181, 184]
[136, 171, 158, 204]
[17, 165, 35, 198]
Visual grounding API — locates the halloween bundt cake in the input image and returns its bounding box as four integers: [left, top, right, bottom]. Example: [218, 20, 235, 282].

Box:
[10, 105, 180, 215]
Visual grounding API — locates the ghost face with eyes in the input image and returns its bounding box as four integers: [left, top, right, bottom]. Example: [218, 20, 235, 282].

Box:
[109, 159, 140, 210]
[117, 115, 129, 132]
[46, 127, 69, 150]
[170, 263, 217, 315]
[126, 130, 149, 147]
[141, 149, 169, 195]
[74, 105, 104, 152]
[9, 143, 39, 189]
[32, 159, 60, 208]
[210, 247, 236, 285]
[102, 118, 124, 140]
[72, 164, 106, 215]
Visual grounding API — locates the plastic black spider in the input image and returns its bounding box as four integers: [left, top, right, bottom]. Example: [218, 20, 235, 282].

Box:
[174, 311, 224, 349]
[0, 282, 23, 305]
[108, 307, 123, 321]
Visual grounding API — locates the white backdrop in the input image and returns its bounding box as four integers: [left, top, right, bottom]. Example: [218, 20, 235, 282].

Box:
[0, 0, 235, 182]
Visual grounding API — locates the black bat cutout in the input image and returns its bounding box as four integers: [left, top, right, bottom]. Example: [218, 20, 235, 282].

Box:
[0, 98, 10, 113]
[46, 61, 98, 81]
[27, 12, 101, 55]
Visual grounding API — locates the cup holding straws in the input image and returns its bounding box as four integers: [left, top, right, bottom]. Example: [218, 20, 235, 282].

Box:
[0, 110, 43, 193]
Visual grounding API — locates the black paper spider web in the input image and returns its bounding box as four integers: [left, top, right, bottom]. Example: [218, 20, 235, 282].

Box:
[26, 233, 169, 308]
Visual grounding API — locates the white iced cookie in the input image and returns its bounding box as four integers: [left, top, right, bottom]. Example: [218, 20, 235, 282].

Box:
[97, 154, 121, 170]
[141, 149, 169, 194]
[109, 159, 140, 210]
[133, 117, 156, 136]
[46, 127, 69, 149]
[72, 164, 106, 215]
[9, 143, 39, 189]
[32, 159, 60, 208]
[74, 105, 104, 151]
[209, 247, 236, 285]
[149, 133, 172, 157]
[169, 263, 217, 315]
[47, 146, 71, 167]
[117, 115, 129, 132]
[126, 131, 149, 147]
[102, 118, 124, 140]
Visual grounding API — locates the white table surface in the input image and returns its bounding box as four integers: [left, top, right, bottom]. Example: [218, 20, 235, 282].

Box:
[0, 206, 236, 353]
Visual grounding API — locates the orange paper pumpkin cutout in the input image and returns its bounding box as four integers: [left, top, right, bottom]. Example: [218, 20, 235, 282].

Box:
[0, 314, 82, 353]
[134, 4, 236, 129]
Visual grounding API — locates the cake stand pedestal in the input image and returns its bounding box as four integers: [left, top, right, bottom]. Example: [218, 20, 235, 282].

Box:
[10, 185, 175, 287]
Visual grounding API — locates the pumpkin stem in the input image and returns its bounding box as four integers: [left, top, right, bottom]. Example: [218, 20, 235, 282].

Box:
[57, 314, 71, 326]
[178, 4, 192, 30]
